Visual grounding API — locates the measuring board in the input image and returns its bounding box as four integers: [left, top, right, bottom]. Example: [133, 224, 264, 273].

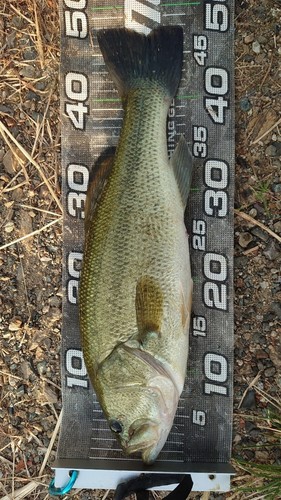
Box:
[55, 0, 235, 492]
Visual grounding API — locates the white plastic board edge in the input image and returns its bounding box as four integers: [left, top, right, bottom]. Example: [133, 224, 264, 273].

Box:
[53, 468, 232, 492]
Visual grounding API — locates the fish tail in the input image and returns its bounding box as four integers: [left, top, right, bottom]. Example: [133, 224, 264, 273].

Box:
[97, 26, 183, 100]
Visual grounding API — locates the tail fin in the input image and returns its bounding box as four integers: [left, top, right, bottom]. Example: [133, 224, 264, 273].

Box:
[97, 26, 183, 100]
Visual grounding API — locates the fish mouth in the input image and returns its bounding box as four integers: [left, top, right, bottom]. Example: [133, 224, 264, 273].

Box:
[122, 419, 167, 464]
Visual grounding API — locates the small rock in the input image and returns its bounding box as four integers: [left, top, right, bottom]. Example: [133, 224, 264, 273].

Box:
[235, 256, 248, 268]
[244, 34, 254, 44]
[245, 421, 256, 433]
[271, 302, 281, 320]
[272, 183, 281, 193]
[255, 450, 269, 463]
[272, 158, 281, 168]
[241, 389, 256, 409]
[273, 221, 281, 233]
[256, 349, 268, 359]
[265, 144, 277, 157]
[264, 241, 280, 260]
[3, 150, 16, 175]
[11, 15, 24, 28]
[43, 385, 58, 404]
[23, 48, 37, 61]
[251, 227, 268, 242]
[8, 318, 22, 331]
[11, 187, 23, 201]
[0, 105, 13, 115]
[19, 65, 37, 79]
[240, 96, 252, 112]
[272, 141, 281, 156]
[252, 40, 261, 54]
[35, 80, 47, 91]
[4, 221, 15, 233]
[239, 231, 253, 248]
[264, 366, 276, 378]
[260, 281, 269, 289]
[17, 385, 25, 396]
[37, 361, 47, 376]
[249, 207, 257, 217]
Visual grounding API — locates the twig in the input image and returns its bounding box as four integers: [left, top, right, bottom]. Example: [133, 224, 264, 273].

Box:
[33, 0, 45, 69]
[39, 410, 62, 476]
[101, 490, 111, 500]
[2, 181, 28, 193]
[0, 120, 62, 212]
[251, 116, 281, 145]
[0, 481, 40, 500]
[259, 53, 274, 91]
[234, 209, 281, 243]
[0, 217, 62, 251]
[18, 203, 59, 216]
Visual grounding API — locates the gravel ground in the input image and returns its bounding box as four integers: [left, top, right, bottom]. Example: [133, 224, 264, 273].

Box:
[0, 0, 280, 498]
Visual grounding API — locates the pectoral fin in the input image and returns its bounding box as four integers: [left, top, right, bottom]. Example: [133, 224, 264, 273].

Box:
[135, 276, 164, 343]
[84, 148, 115, 235]
[170, 135, 193, 206]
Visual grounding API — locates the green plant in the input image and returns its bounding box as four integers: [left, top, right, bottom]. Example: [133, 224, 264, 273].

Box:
[232, 390, 281, 499]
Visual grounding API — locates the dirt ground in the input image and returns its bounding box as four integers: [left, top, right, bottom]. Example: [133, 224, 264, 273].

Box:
[0, 0, 280, 499]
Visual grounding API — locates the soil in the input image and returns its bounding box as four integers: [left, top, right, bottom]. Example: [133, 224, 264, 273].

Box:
[0, 0, 280, 499]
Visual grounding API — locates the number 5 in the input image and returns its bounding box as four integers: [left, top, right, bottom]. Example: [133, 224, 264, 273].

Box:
[205, 3, 229, 32]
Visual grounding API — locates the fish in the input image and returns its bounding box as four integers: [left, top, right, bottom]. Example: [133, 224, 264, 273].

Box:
[79, 25, 193, 464]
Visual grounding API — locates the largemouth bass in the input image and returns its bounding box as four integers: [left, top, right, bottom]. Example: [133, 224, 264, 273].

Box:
[79, 26, 193, 464]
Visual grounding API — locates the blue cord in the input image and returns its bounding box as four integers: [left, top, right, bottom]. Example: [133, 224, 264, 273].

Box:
[48, 470, 79, 496]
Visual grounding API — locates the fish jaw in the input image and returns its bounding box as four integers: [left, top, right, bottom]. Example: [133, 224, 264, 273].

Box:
[123, 418, 172, 464]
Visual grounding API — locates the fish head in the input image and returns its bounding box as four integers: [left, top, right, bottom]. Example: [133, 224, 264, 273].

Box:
[95, 345, 179, 464]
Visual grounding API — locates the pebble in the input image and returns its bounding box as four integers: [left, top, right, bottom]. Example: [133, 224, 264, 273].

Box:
[244, 34, 254, 44]
[251, 227, 268, 242]
[273, 221, 281, 233]
[272, 183, 281, 193]
[235, 256, 248, 268]
[264, 366, 276, 378]
[272, 141, 281, 156]
[264, 241, 280, 260]
[3, 150, 16, 175]
[255, 450, 269, 463]
[241, 388, 256, 409]
[4, 221, 15, 233]
[265, 144, 277, 156]
[239, 231, 253, 248]
[252, 40, 261, 54]
[19, 65, 37, 79]
[17, 385, 25, 396]
[240, 96, 252, 112]
[272, 158, 281, 168]
[37, 361, 47, 376]
[271, 302, 281, 320]
[249, 207, 257, 218]
[8, 318, 22, 331]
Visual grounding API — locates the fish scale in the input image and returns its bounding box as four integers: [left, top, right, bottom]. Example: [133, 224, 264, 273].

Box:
[80, 85, 191, 392]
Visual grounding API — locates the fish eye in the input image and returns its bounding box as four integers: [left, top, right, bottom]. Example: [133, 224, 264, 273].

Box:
[109, 419, 123, 434]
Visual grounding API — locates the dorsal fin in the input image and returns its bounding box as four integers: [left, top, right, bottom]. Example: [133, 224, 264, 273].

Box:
[170, 135, 193, 206]
[84, 148, 115, 235]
